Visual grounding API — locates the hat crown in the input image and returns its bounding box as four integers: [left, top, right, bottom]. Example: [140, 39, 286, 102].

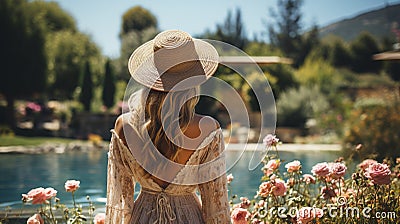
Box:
[152, 30, 199, 74]
[153, 30, 193, 52]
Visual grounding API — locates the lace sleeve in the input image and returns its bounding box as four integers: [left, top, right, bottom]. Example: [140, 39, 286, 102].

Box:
[198, 130, 231, 224]
[105, 131, 135, 224]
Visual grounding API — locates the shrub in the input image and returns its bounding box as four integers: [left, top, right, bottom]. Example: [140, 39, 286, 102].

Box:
[229, 135, 400, 224]
[15, 180, 104, 224]
[276, 85, 329, 128]
[343, 102, 400, 161]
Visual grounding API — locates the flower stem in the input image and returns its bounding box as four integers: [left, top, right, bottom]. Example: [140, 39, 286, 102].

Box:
[72, 191, 77, 209]
[48, 199, 56, 224]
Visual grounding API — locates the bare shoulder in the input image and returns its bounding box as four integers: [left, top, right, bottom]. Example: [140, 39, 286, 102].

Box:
[114, 114, 127, 145]
[184, 114, 220, 139]
[194, 114, 220, 130]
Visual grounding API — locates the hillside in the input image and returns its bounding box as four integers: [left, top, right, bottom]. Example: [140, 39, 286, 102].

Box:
[319, 3, 400, 42]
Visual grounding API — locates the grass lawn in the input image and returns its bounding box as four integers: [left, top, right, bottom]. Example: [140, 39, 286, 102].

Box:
[0, 135, 74, 147]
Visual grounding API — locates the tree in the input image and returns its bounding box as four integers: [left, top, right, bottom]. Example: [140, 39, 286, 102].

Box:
[0, 0, 47, 129]
[46, 31, 102, 99]
[80, 62, 93, 112]
[118, 6, 158, 80]
[330, 38, 351, 68]
[350, 32, 382, 73]
[102, 59, 116, 109]
[27, 1, 77, 33]
[25, 1, 102, 100]
[121, 6, 157, 35]
[205, 8, 248, 49]
[381, 36, 400, 81]
[268, 0, 304, 67]
[297, 25, 320, 67]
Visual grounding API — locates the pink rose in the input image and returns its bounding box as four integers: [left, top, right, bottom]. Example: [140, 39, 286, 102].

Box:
[227, 174, 234, 184]
[27, 214, 44, 224]
[239, 197, 251, 209]
[263, 159, 280, 176]
[321, 186, 336, 199]
[285, 160, 301, 173]
[22, 194, 30, 203]
[65, 180, 80, 192]
[263, 134, 279, 147]
[265, 159, 280, 170]
[311, 162, 330, 177]
[231, 207, 249, 224]
[302, 174, 316, 184]
[272, 179, 287, 196]
[258, 181, 273, 197]
[94, 213, 106, 224]
[358, 159, 377, 170]
[257, 200, 265, 208]
[364, 162, 391, 185]
[329, 162, 347, 179]
[27, 188, 47, 204]
[296, 207, 323, 224]
[44, 187, 57, 200]
[287, 177, 295, 187]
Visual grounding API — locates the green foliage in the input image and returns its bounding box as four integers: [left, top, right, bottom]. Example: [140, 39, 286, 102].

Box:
[118, 6, 158, 80]
[247, 71, 277, 112]
[46, 31, 102, 99]
[0, 0, 47, 96]
[79, 62, 93, 112]
[268, 0, 304, 67]
[0, 0, 47, 128]
[263, 64, 297, 98]
[121, 6, 157, 35]
[296, 25, 321, 67]
[244, 41, 280, 57]
[329, 38, 352, 68]
[384, 61, 400, 81]
[295, 57, 342, 94]
[27, 1, 77, 33]
[102, 59, 116, 109]
[203, 8, 247, 49]
[276, 85, 329, 127]
[343, 101, 400, 161]
[349, 32, 382, 73]
[118, 27, 158, 80]
[0, 135, 73, 146]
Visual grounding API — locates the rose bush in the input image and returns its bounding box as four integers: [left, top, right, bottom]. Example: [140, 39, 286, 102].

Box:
[19, 180, 104, 224]
[229, 135, 400, 224]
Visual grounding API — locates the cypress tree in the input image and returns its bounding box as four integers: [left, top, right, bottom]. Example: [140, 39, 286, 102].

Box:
[102, 59, 116, 109]
[79, 61, 93, 112]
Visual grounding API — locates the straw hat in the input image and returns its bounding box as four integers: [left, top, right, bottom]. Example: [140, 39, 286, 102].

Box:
[128, 30, 219, 92]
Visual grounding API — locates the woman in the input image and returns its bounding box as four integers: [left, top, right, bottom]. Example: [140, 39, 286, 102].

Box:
[105, 30, 230, 223]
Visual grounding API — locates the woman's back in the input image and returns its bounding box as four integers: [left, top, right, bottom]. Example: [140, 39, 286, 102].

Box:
[113, 113, 220, 189]
[107, 113, 230, 223]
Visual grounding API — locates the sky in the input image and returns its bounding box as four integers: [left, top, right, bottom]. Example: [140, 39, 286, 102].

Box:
[47, 0, 400, 58]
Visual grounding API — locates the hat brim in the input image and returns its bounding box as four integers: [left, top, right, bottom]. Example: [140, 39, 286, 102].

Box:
[128, 38, 219, 92]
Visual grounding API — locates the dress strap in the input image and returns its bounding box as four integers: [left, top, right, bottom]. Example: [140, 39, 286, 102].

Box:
[143, 188, 177, 224]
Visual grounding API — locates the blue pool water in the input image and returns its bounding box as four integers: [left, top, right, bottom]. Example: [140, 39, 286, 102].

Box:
[0, 148, 341, 210]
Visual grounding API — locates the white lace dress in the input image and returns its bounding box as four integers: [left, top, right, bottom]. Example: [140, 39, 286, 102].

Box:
[105, 124, 230, 224]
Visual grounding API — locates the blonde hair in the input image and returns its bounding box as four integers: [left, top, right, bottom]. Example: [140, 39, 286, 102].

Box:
[130, 87, 200, 162]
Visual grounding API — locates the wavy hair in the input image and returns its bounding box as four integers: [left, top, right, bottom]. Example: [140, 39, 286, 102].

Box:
[129, 87, 200, 162]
